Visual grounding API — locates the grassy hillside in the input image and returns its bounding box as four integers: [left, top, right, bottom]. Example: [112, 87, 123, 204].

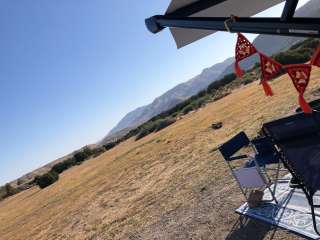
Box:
[1, 38, 317, 202]
[1, 66, 320, 239]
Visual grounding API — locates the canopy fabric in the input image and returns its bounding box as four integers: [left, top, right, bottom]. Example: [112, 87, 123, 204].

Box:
[166, 0, 285, 48]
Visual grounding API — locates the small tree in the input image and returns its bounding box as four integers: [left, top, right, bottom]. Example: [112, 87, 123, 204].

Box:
[182, 105, 194, 115]
[35, 171, 59, 189]
[154, 118, 176, 132]
[74, 151, 88, 164]
[5, 184, 20, 197]
[104, 142, 117, 151]
[135, 129, 151, 140]
[52, 157, 76, 174]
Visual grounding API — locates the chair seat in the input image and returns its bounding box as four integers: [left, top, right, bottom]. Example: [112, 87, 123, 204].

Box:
[233, 167, 266, 188]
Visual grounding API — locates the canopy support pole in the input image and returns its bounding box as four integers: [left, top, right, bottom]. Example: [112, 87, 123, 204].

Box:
[281, 0, 299, 22]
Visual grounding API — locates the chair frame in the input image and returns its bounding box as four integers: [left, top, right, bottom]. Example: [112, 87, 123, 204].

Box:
[263, 112, 320, 235]
[219, 132, 278, 204]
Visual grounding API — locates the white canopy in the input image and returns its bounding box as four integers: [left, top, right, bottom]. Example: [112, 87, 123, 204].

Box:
[165, 0, 285, 48]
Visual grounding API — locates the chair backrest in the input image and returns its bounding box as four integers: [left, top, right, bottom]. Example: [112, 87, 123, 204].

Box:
[263, 112, 320, 143]
[233, 167, 266, 188]
[219, 131, 250, 161]
[251, 137, 277, 156]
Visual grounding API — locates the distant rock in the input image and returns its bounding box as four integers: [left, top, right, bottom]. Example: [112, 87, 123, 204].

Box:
[211, 122, 223, 130]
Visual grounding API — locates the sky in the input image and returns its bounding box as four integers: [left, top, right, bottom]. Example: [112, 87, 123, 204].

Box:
[0, 0, 309, 185]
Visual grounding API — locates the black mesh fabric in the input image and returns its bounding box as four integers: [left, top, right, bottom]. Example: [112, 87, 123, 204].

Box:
[281, 135, 320, 193]
[263, 112, 320, 194]
[263, 112, 320, 142]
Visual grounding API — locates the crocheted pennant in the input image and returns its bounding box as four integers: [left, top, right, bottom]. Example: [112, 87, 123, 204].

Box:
[235, 33, 257, 77]
[311, 45, 320, 68]
[259, 53, 282, 96]
[285, 64, 312, 113]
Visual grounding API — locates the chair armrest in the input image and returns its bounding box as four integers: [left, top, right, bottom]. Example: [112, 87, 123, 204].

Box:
[229, 154, 250, 161]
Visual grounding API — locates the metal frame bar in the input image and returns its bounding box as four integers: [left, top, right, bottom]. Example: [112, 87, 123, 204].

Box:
[222, 142, 278, 204]
[145, 0, 320, 38]
[281, 0, 299, 21]
[145, 16, 320, 38]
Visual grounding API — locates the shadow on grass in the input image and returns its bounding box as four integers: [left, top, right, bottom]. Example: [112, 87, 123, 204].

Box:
[225, 216, 277, 240]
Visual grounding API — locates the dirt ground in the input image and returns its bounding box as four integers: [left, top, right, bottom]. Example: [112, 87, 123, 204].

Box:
[1, 69, 320, 240]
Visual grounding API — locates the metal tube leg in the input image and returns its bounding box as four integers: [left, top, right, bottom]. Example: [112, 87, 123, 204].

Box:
[309, 196, 320, 235]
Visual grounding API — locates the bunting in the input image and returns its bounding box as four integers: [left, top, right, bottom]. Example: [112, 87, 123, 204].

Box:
[285, 64, 313, 113]
[259, 53, 282, 96]
[311, 45, 320, 68]
[233, 34, 320, 112]
[235, 33, 257, 77]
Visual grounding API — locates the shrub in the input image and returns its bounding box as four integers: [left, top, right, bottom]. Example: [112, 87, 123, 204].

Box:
[274, 51, 310, 65]
[52, 158, 76, 174]
[35, 171, 59, 189]
[5, 183, 20, 196]
[207, 73, 237, 93]
[74, 149, 91, 164]
[182, 105, 194, 115]
[92, 146, 106, 157]
[104, 142, 118, 151]
[135, 129, 151, 140]
[82, 146, 93, 157]
[154, 118, 176, 132]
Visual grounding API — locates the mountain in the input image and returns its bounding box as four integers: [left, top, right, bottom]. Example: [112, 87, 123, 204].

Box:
[103, 0, 319, 144]
[102, 57, 234, 143]
[218, 0, 319, 77]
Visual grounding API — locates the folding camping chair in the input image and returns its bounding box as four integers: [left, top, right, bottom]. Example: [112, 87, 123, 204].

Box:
[263, 111, 320, 235]
[218, 132, 278, 204]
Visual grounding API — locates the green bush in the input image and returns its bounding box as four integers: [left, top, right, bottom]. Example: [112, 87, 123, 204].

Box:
[74, 151, 87, 163]
[0, 184, 20, 198]
[135, 129, 151, 141]
[207, 73, 236, 93]
[182, 104, 194, 115]
[52, 158, 76, 174]
[104, 142, 118, 151]
[154, 118, 176, 132]
[275, 51, 310, 65]
[35, 171, 59, 189]
[92, 146, 106, 157]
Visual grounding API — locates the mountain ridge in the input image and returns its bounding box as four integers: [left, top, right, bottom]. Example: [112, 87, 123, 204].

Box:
[103, 57, 234, 143]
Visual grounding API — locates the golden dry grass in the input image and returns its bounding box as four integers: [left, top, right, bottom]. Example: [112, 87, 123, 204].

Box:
[1, 68, 320, 240]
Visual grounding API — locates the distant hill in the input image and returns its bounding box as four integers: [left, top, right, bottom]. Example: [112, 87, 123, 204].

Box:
[103, 0, 319, 143]
[102, 57, 233, 143]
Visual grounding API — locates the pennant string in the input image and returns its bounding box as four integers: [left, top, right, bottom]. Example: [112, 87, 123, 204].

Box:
[299, 94, 313, 113]
[262, 81, 274, 96]
[233, 34, 319, 112]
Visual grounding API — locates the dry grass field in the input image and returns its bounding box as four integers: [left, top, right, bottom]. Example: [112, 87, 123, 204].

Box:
[1, 68, 320, 240]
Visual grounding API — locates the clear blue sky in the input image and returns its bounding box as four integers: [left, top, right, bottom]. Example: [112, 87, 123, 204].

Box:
[0, 0, 308, 185]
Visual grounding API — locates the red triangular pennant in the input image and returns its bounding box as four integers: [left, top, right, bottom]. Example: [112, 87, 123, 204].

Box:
[311, 45, 320, 67]
[285, 64, 313, 113]
[234, 33, 257, 77]
[259, 53, 283, 96]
